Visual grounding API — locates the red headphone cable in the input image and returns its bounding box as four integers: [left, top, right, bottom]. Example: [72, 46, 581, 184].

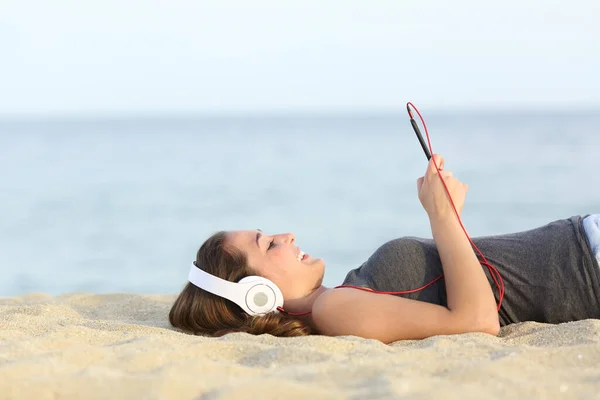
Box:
[280, 103, 505, 317]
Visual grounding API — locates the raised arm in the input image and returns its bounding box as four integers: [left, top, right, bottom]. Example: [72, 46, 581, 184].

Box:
[420, 154, 499, 329]
[312, 154, 499, 343]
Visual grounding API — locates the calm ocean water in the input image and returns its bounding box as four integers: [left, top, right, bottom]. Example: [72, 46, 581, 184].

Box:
[1, 111, 599, 297]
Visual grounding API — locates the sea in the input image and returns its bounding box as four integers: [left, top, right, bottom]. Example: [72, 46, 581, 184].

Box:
[1, 111, 599, 297]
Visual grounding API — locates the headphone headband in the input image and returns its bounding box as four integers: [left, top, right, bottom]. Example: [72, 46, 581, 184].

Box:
[188, 262, 284, 316]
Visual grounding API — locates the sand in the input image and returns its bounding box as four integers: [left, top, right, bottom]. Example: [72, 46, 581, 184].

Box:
[1, 293, 599, 400]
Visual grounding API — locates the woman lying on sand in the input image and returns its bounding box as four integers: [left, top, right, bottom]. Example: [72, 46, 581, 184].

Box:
[169, 154, 600, 343]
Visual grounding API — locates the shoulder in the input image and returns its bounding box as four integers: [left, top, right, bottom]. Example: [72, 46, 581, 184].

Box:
[312, 287, 345, 314]
[311, 286, 412, 340]
[310, 287, 372, 337]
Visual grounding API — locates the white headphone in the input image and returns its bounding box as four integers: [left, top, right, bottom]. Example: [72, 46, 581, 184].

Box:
[188, 262, 284, 316]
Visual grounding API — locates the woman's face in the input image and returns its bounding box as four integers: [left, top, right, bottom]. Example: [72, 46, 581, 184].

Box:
[226, 230, 326, 301]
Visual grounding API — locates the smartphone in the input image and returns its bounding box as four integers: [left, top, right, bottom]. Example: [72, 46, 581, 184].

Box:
[409, 117, 432, 161]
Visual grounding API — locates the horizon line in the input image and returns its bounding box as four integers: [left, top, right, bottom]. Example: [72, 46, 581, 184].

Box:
[1, 105, 599, 123]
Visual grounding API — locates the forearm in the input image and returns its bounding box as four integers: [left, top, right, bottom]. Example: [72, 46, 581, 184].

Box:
[429, 214, 498, 327]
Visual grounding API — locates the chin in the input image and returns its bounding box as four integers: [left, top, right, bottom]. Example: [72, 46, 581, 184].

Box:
[315, 259, 326, 272]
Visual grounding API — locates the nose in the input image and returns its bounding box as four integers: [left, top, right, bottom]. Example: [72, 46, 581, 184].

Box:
[281, 233, 295, 244]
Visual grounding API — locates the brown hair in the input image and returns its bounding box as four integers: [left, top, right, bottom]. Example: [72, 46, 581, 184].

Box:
[169, 231, 311, 337]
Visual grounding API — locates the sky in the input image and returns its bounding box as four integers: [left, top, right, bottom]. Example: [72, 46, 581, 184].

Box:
[1, 0, 599, 117]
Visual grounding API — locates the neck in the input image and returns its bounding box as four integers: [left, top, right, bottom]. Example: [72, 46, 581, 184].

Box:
[282, 285, 329, 331]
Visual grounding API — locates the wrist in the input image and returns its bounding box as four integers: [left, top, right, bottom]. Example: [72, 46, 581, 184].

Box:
[427, 211, 458, 224]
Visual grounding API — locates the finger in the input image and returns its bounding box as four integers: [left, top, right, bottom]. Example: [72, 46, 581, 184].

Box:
[417, 176, 424, 191]
[440, 170, 454, 179]
[427, 154, 444, 175]
[433, 153, 444, 171]
[427, 154, 444, 176]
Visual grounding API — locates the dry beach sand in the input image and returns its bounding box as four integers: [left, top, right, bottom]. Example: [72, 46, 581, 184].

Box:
[1, 293, 599, 400]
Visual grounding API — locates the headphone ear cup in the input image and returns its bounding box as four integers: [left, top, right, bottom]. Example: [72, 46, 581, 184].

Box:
[237, 276, 284, 315]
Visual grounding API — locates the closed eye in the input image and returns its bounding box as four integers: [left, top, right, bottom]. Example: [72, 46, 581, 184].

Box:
[268, 239, 275, 250]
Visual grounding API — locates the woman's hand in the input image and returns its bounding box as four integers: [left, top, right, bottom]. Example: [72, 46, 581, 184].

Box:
[417, 154, 468, 219]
